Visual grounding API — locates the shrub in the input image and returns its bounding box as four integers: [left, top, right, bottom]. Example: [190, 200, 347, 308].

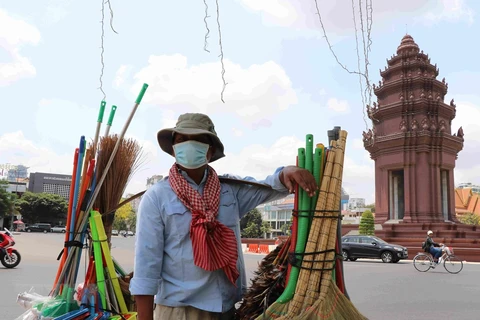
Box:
[359, 210, 375, 235]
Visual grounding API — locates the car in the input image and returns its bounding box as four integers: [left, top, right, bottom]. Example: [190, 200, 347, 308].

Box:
[127, 231, 134, 236]
[51, 225, 67, 233]
[112, 230, 119, 236]
[25, 223, 52, 233]
[341, 235, 408, 263]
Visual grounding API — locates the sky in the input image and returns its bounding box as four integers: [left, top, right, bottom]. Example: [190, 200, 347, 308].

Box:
[0, 0, 479, 204]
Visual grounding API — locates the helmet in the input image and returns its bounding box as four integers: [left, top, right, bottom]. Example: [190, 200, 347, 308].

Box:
[427, 230, 433, 235]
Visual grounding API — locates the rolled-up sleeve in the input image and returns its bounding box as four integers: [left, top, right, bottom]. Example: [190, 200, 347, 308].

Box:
[129, 190, 164, 295]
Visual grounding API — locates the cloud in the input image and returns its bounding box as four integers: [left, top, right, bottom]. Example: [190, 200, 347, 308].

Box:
[423, 0, 475, 25]
[327, 98, 350, 113]
[119, 54, 298, 129]
[0, 9, 41, 86]
[239, 0, 472, 31]
[451, 100, 480, 185]
[0, 131, 73, 175]
[0, 129, 161, 198]
[211, 134, 376, 203]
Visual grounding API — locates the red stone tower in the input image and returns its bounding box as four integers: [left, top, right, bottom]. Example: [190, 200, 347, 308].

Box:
[363, 35, 464, 224]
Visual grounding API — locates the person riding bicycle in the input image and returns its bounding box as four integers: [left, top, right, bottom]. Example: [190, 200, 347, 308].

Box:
[425, 230, 443, 264]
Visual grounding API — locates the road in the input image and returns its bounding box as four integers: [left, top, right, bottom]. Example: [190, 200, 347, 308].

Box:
[2, 233, 480, 320]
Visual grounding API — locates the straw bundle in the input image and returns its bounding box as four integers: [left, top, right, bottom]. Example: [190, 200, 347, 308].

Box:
[255, 131, 367, 320]
[93, 135, 143, 245]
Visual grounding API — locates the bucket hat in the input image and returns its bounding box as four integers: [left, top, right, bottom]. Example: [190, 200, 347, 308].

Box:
[157, 113, 225, 162]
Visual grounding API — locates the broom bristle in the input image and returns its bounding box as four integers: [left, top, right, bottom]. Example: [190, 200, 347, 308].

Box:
[93, 135, 144, 244]
[235, 241, 289, 320]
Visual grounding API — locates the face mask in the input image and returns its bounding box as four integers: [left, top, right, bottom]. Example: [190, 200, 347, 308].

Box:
[173, 140, 210, 169]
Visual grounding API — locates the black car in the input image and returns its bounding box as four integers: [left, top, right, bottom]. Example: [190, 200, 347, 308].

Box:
[341, 235, 408, 263]
[25, 223, 52, 233]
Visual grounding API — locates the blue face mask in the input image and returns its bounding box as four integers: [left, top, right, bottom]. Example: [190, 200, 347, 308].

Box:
[173, 140, 210, 169]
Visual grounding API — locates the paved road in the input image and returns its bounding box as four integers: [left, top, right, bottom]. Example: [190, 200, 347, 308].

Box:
[2, 233, 480, 319]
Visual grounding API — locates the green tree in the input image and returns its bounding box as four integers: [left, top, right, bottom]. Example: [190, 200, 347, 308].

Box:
[365, 203, 375, 213]
[459, 213, 480, 226]
[113, 201, 136, 231]
[14, 192, 68, 224]
[240, 208, 266, 238]
[359, 210, 375, 235]
[281, 221, 292, 236]
[0, 181, 16, 219]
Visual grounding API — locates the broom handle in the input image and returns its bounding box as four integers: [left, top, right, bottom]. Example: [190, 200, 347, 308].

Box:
[87, 84, 148, 212]
[52, 83, 149, 296]
[93, 101, 106, 156]
[285, 155, 299, 287]
[104, 105, 117, 137]
[52, 148, 79, 292]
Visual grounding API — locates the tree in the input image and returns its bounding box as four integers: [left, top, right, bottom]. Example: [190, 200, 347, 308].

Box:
[281, 221, 292, 236]
[14, 192, 68, 224]
[359, 210, 375, 235]
[240, 208, 266, 238]
[113, 201, 136, 231]
[459, 213, 480, 226]
[365, 203, 375, 213]
[0, 181, 15, 219]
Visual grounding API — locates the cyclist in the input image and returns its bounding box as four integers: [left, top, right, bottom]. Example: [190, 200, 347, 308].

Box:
[425, 230, 443, 265]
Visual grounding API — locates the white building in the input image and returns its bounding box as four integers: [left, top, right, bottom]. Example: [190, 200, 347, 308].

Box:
[457, 182, 480, 194]
[257, 194, 294, 238]
[348, 198, 366, 210]
[146, 175, 163, 189]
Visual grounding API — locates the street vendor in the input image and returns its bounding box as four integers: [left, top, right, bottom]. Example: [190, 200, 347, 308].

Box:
[130, 113, 318, 320]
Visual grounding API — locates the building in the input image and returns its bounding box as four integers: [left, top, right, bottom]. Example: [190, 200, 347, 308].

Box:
[457, 183, 480, 194]
[28, 172, 72, 200]
[455, 187, 480, 216]
[341, 187, 349, 210]
[348, 198, 366, 211]
[258, 194, 294, 238]
[0, 163, 29, 182]
[126, 193, 141, 212]
[363, 34, 463, 224]
[146, 175, 163, 189]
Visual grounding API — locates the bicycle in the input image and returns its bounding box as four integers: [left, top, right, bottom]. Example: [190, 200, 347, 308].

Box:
[413, 245, 463, 274]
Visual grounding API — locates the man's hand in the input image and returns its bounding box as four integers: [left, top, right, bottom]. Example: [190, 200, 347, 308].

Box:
[279, 165, 318, 197]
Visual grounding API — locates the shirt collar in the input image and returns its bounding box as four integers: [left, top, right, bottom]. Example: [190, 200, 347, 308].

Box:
[178, 166, 209, 186]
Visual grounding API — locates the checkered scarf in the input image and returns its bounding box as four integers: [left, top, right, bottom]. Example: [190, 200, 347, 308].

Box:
[169, 164, 239, 285]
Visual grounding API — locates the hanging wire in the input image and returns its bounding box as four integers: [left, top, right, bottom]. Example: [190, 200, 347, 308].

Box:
[215, 0, 227, 103]
[313, 0, 375, 132]
[203, 0, 211, 53]
[99, 0, 107, 101]
[106, 0, 119, 34]
[351, 0, 368, 131]
[99, 0, 119, 100]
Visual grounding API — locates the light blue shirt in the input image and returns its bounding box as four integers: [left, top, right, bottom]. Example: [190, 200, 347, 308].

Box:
[129, 167, 289, 313]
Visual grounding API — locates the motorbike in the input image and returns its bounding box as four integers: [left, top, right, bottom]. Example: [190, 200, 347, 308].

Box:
[0, 228, 21, 268]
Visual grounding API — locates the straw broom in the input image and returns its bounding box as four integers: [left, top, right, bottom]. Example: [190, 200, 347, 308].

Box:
[93, 134, 144, 246]
[293, 131, 366, 319]
[256, 140, 336, 319]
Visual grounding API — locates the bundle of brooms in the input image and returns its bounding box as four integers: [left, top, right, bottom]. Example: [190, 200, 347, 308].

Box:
[237, 130, 368, 320]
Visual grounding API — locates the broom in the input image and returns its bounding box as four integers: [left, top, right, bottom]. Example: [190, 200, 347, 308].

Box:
[292, 131, 366, 320]
[93, 135, 144, 246]
[235, 240, 289, 320]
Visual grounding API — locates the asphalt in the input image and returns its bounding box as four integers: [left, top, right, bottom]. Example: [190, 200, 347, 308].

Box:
[2, 233, 480, 320]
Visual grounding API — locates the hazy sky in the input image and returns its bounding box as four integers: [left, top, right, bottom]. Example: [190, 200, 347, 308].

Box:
[1, 0, 479, 204]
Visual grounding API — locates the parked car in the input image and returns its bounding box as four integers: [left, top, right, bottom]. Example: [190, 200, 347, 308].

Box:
[51, 225, 67, 233]
[112, 230, 119, 236]
[25, 223, 52, 233]
[341, 235, 408, 263]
